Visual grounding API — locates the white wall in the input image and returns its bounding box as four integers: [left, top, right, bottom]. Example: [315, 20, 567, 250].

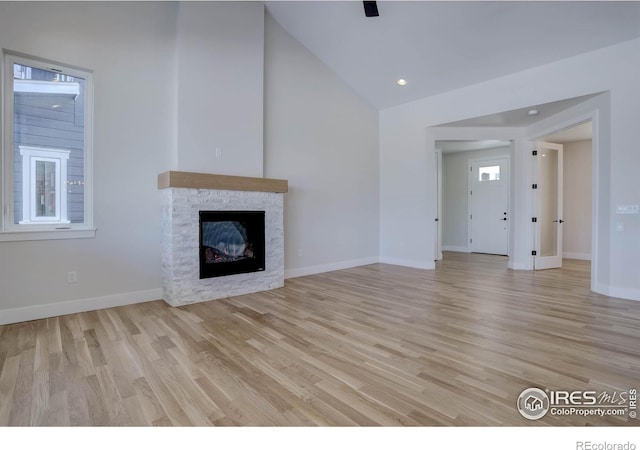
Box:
[442, 147, 510, 250]
[563, 140, 592, 259]
[175, 2, 264, 177]
[380, 37, 640, 300]
[0, 3, 381, 324]
[0, 2, 177, 321]
[263, 14, 380, 277]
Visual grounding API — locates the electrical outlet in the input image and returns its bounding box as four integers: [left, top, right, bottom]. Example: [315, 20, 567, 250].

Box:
[215, 147, 222, 158]
[67, 271, 77, 283]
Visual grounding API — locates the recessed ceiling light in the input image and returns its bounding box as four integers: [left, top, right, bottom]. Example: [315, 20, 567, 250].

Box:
[397, 78, 407, 86]
[51, 104, 61, 109]
[527, 109, 539, 116]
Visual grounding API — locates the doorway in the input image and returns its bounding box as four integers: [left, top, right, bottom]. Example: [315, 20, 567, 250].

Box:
[436, 140, 511, 260]
[534, 122, 593, 271]
[429, 93, 605, 294]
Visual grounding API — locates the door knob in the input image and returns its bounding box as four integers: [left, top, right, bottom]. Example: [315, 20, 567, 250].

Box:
[500, 218, 507, 221]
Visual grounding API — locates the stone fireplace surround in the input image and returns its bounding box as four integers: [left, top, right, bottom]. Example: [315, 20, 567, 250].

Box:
[158, 171, 288, 307]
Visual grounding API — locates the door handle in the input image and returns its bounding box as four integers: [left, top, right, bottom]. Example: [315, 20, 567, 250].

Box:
[552, 219, 565, 223]
[500, 218, 507, 221]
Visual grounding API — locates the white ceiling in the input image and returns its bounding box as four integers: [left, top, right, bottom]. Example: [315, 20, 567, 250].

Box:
[439, 93, 599, 127]
[266, 1, 640, 110]
[542, 121, 592, 143]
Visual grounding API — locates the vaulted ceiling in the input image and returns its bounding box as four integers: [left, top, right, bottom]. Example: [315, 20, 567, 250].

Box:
[266, 1, 640, 110]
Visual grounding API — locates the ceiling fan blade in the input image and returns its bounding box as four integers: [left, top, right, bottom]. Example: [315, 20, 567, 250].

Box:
[363, 1, 379, 18]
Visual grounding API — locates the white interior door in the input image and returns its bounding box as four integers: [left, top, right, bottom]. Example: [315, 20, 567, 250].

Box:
[534, 141, 564, 270]
[435, 149, 442, 261]
[469, 157, 509, 255]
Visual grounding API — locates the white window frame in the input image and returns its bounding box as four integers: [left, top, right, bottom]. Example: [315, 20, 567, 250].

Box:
[1, 51, 94, 241]
[19, 146, 70, 225]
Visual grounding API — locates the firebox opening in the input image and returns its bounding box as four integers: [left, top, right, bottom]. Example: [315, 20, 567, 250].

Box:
[199, 210, 265, 279]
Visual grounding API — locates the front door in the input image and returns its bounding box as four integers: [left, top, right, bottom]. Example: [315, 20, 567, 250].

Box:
[469, 157, 509, 255]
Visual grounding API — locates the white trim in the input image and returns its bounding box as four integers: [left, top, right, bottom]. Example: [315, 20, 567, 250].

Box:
[0, 288, 162, 325]
[591, 281, 640, 301]
[563, 252, 591, 261]
[379, 256, 435, 270]
[593, 282, 609, 296]
[0, 228, 96, 242]
[607, 287, 640, 302]
[285, 257, 380, 279]
[442, 245, 471, 253]
[508, 261, 527, 270]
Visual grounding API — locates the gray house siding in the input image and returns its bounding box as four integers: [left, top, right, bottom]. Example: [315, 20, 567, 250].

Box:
[13, 68, 85, 224]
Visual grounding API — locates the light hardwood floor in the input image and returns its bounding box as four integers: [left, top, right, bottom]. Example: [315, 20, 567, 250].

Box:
[1, 252, 639, 426]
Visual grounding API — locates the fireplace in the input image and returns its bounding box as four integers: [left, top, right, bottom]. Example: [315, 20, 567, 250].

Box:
[159, 171, 287, 307]
[199, 210, 265, 279]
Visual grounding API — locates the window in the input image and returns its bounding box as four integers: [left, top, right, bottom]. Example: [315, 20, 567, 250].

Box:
[19, 146, 70, 224]
[2, 52, 93, 240]
[478, 165, 500, 182]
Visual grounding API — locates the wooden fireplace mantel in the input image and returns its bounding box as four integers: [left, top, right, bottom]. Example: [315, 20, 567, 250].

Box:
[158, 171, 288, 193]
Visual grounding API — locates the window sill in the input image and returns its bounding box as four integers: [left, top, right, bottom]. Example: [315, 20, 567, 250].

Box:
[0, 228, 96, 242]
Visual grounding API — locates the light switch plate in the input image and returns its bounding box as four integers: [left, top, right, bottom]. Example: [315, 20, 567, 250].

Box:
[616, 205, 639, 215]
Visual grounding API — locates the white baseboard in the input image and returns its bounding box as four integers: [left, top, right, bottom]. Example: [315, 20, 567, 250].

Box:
[563, 252, 591, 261]
[593, 282, 640, 302]
[607, 286, 640, 302]
[593, 282, 609, 297]
[442, 245, 470, 253]
[285, 257, 380, 279]
[4, 270, 636, 327]
[379, 257, 435, 270]
[508, 261, 528, 270]
[0, 288, 162, 326]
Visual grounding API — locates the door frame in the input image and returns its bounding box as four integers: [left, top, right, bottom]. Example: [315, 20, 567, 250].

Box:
[526, 112, 599, 291]
[467, 155, 510, 256]
[431, 131, 520, 269]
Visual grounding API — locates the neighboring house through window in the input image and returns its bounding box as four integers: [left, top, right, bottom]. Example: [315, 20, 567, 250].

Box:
[19, 145, 70, 224]
[2, 51, 94, 240]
